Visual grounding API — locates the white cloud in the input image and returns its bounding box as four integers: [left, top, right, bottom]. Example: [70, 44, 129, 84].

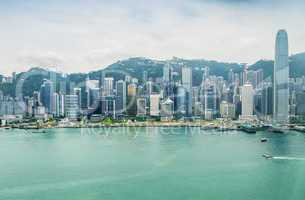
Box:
[0, 0, 305, 75]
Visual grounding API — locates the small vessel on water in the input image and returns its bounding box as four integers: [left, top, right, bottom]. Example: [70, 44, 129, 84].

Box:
[268, 127, 284, 134]
[239, 124, 257, 134]
[262, 154, 273, 159]
[261, 138, 268, 142]
[32, 130, 47, 134]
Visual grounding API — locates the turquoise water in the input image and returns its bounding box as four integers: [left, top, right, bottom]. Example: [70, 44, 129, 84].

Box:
[0, 127, 305, 200]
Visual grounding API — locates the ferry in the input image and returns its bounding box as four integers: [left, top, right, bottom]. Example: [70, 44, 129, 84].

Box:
[268, 127, 284, 134]
[239, 124, 257, 134]
[262, 154, 273, 159]
[260, 138, 268, 142]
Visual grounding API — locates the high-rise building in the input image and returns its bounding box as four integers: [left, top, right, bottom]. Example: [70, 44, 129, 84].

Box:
[59, 93, 65, 117]
[40, 79, 54, 114]
[220, 101, 235, 119]
[160, 98, 174, 121]
[274, 29, 289, 124]
[137, 98, 147, 116]
[127, 83, 137, 97]
[174, 85, 187, 116]
[181, 66, 192, 116]
[65, 95, 79, 120]
[99, 96, 116, 118]
[163, 63, 172, 83]
[115, 80, 126, 115]
[241, 83, 254, 117]
[103, 77, 114, 96]
[54, 93, 60, 117]
[150, 94, 160, 117]
[204, 83, 217, 120]
[89, 88, 100, 109]
[73, 88, 82, 110]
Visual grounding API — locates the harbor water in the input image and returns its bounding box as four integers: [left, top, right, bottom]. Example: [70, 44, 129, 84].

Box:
[0, 127, 304, 200]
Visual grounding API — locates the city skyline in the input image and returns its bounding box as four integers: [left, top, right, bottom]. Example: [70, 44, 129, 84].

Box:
[1, 0, 305, 75]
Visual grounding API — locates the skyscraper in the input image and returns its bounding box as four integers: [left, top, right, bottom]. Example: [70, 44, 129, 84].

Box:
[150, 94, 160, 117]
[163, 63, 172, 83]
[40, 79, 54, 114]
[182, 66, 192, 116]
[241, 83, 254, 117]
[103, 77, 114, 96]
[65, 95, 79, 120]
[115, 80, 126, 115]
[274, 29, 289, 124]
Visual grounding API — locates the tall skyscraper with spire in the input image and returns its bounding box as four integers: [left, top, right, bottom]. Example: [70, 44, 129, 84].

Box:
[273, 29, 289, 124]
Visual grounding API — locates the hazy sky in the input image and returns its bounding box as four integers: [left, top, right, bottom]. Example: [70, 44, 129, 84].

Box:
[1, 0, 305, 75]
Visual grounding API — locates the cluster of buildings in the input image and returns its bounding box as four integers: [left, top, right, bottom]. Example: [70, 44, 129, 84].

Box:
[0, 30, 304, 125]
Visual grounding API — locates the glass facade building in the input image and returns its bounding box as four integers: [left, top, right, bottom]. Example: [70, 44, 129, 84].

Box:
[273, 30, 289, 124]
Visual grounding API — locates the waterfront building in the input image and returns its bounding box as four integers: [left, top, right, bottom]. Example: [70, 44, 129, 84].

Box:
[295, 91, 305, 121]
[40, 79, 54, 114]
[182, 66, 192, 116]
[150, 94, 160, 117]
[54, 93, 60, 117]
[115, 80, 127, 115]
[204, 83, 217, 120]
[274, 29, 289, 124]
[174, 85, 187, 117]
[220, 101, 235, 119]
[89, 88, 100, 109]
[194, 101, 203, 117]
[101, 96, 116, 118]
[34, 105, 47, 119]
[162, 63, 173, 99]
[59, 93, 65, 117]
[241, 83, 254, 117]
[25, 97, 34, 117]
[33, 91, 41, 106]
[261, 83, 273, 119]
[73, 88, 82, 111]
[160, 98, 174, 121]
[137, 97, 147, 116]
[65, 95, 79, 120]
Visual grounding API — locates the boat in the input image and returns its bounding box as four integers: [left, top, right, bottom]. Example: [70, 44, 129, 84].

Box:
[268, 127, 284, 134]
[239, 124, 257, 134]
[32, 130, 47, 134]
[262, 154, 273, 159]
[260, 138, 268, 142]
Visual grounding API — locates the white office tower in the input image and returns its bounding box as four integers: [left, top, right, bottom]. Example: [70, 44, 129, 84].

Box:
[150, 94, 160, 116]
[181, 66, 192, 116]
[274, 29, 289, 124]
[241, 83, 254, 118]
[65, 95, 79, 120]
[103, 77, 114, 96]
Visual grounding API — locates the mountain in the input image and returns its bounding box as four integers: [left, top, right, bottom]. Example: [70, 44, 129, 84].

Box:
[1, 53, 305, 98]
[249, 52, 305, 79]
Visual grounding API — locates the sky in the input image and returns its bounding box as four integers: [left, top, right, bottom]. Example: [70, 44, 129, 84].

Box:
[1, 0, 305, 75]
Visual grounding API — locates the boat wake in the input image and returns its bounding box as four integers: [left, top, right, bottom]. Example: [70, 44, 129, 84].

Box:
[272, 156, 305, 161]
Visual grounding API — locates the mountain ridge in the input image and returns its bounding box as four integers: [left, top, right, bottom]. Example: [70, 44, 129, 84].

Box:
[1, 52, 305, 97]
